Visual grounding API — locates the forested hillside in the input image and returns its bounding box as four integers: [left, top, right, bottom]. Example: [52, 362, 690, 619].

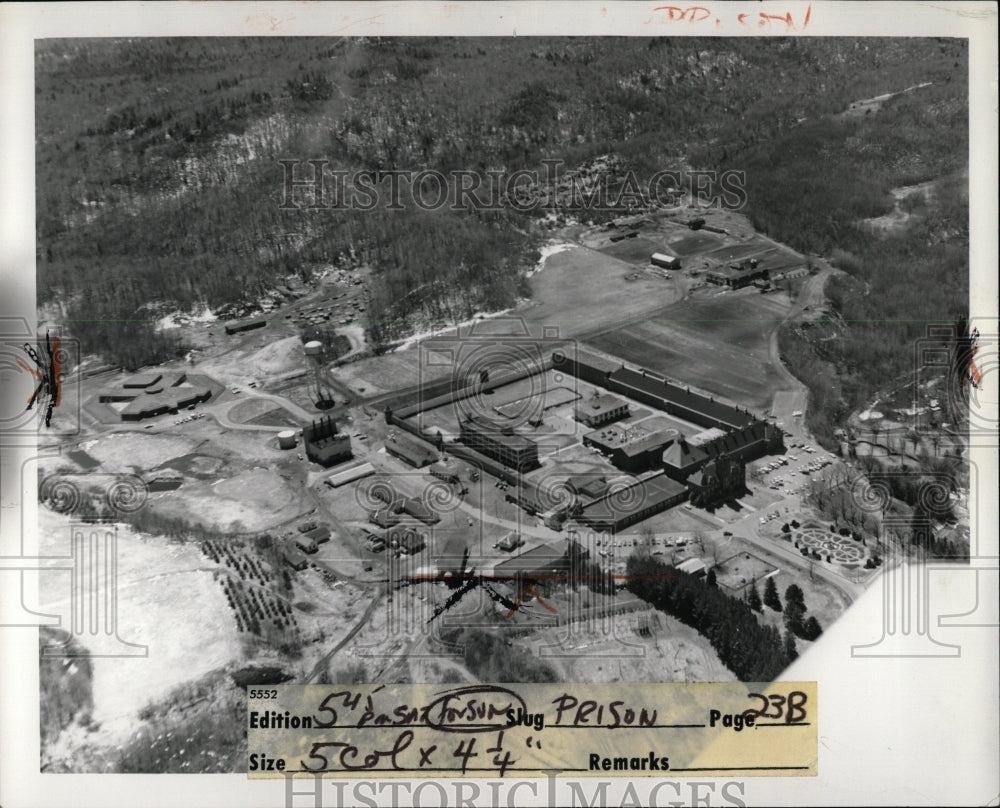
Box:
[37, 36, 967, 403]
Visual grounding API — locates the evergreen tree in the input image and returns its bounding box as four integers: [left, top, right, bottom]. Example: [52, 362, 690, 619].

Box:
[784, 599, 806, 636]
[909, 502, 933, 550]
[706, 568, 717, 587]
[803, 616, 823, 641]
[764, 577, 782, 612]
[747, 582, 763, 613]
[785, 583, 806, 611]
[784, 629, 798, 663]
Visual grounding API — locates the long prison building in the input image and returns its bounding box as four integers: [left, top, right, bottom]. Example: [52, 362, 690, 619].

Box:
[552, 348, 783, 466]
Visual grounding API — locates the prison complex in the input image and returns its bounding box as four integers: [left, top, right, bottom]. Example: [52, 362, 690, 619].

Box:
[380, 344, 783, 530]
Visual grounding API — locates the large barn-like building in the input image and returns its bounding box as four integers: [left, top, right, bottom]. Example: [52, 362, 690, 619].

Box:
[385, 434, 437, 468]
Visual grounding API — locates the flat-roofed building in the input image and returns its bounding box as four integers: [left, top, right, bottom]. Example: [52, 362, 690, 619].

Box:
[574, 392, 629, 428]
[491, 542, 568, 584]
[304, 416, 353, 467]
[458, 414, 539, 473]
[576, 474, 688, 532]
[385, 434, 437, 468]
[584, 424, 680, 473]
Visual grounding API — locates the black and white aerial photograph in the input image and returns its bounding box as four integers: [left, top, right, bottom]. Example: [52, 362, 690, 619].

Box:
[1, 4, 996, 804]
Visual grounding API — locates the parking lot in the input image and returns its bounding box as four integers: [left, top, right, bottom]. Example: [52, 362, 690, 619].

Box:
[752, 439, 840, 513]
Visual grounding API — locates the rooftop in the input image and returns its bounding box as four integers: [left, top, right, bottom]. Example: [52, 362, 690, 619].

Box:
[578, 473, 686, 520]
[610, 367, 756, 429]
[577, 392, 628, 416]
[554, 347, 623, 376]
[688, 427, 728, 446]
[386, 435, 437, 465]
[461, 414, 537, 452]
[492, 542, 568, 577]
[662, 438, 708, 469]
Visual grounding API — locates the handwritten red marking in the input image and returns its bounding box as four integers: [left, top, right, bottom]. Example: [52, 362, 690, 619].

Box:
[52, 337, 62, 406]
[652, 5, 711, 22]
[529, 586, 558, 614]
[969, 346, 982, 387]
[16, 358, 42, 380]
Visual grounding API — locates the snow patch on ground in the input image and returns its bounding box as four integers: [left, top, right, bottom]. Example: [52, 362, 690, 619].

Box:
[390, 308, 514, 353]
[526, 242, 575, 277]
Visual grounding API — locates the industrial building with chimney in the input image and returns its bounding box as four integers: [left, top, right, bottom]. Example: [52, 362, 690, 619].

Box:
[304, 416, 352, 467]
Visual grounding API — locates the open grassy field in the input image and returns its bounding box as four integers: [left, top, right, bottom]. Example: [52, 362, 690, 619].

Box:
[595, 236, 668, 265]
[520, 244, 683, 338]
[664, 231, 726, 257]
[588, 287, 793, 411]
[702, 239, 774, 264]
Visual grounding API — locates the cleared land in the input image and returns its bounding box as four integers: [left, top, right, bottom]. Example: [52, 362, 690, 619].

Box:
[596, 236, 669, 265]
[519, 244, 683, 338]
[589, 288, 794, 411]
[37, 509, 242, 753]
[521, 608, 736, 683]
[664, 231, 725, 257]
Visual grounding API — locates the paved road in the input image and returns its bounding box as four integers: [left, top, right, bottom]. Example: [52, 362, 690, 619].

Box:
[766, 263, 835, 421]
[725, 496, 866, 604]
[302, 585, 385, 683]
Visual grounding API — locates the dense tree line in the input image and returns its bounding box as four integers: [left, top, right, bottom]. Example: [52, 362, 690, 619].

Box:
[626, 556, 795, 681]
[36, 37, 966, 370]
[747, 76, 968, 445]
[39, 627, 94, 746]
